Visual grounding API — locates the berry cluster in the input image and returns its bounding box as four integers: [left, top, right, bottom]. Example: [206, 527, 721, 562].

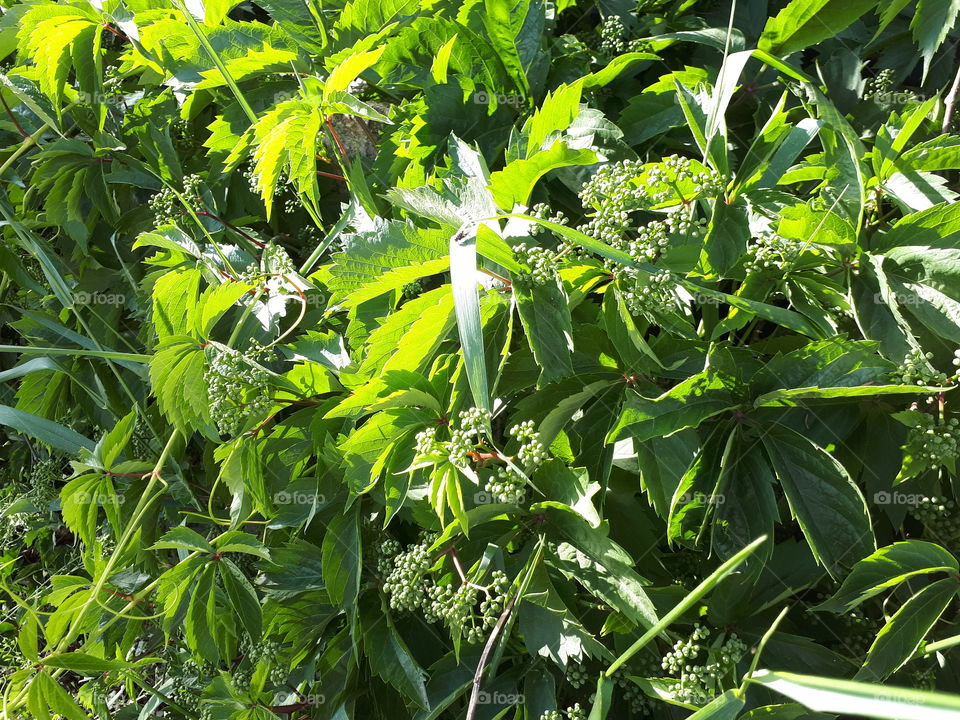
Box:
[514, 242, 560, 288]
[169, 657, 215, 712]
[148, 186, 178, 226]
[648, 155, 725, 200]
[864, 69, 895, 100]
[579, 159, 644, 245]
[383, 539, 432, 612]
[413, 407, 491, 467]
[834, 609, 882, 657]
[895, 350, 952, 387]
[382, 538, 510, 643]
[528, 203, 569, 237]
[620, 268, 677, 317]
[660, 624, 746, 705]
[910, 495, 960, 541]
[743, 233, 805, 274]
[612, 665, 654, 716]
[597, 16, 649, 57]
[204, 346, 273, 436]
[483, 466, 527, 504]
[539, 704, 586, 720]
[245, 637, 287, 686]
[903, 413, 960, 468]
[566, 660, 589, 689]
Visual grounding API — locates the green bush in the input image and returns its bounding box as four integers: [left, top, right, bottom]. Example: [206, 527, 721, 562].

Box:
[2, 0, 960, 718]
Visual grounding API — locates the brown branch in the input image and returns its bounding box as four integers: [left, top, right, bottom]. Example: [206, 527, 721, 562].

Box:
[0, 94, 28, 139]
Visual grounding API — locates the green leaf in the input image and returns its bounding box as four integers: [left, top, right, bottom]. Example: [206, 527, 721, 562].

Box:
[42, 652, 158, 675]
[0, 404, 93, 454]
[607, 365, 738, 444]
[856, 577, 958, 681]
[761, 424, 875, 578]
[362, 596, 430, 709]
[185, 565, 220, 663]
[219, 558, 262, 639]
[514, 275, 574, 386]
[450, 225, 491, 413]
[150, 526, 215, 553]
[322, 506, 361, 610]
[213, 531, 271, 560]
[911, 0, 960, 83]
[816, 540, 959, 612]
[758, 0, 879, 56]
[488, 140, 595, 210]
[747, 669, 960, 720]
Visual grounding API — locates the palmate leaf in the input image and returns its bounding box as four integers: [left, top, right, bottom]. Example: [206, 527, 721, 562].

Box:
[856, 577, 959, 682]
[758, 0, 879, 56]
[149, 335, 217, 438]
[816, 540, 959, 612]
[16, 4, 103, 107]
[251, 97, 323, 219]
[328, 218, 448, 306]
[761, 424, 875, 578]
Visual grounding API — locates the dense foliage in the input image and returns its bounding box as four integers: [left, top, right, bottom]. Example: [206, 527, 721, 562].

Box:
[4, 0, 960, 717]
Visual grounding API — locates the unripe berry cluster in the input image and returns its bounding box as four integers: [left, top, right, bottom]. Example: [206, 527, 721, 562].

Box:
[620, 268, 676, 317]
[566, 660, 589, 689]
[149, 187, 178, 226]
[660, 624, 746, 705]
[612, 666, 654, 715]
[243, 637, 286, 686]
[514, 242, 560, 288]
[204, 346, 272, 436]
[864, 69, 895, 100]
[904, 413, 960, 467]
[835, 608, 882, 657]
[743, 233, 804, 274]
[539, 704, 586, 720]
[413, 407, 491, 467]
[483, 466, 527, 504]
[376, 537, 402, 576]
[510, 420, 549, 468]
[383, 540, 432, 613]
[529, 203, 569, 236]
[910, 495, 960, 540]
[894, 350, 952, 387]
[383, 539, 511, 643]
[597, 16, 650, 57]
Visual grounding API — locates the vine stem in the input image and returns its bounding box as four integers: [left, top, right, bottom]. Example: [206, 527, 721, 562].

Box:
[53, 430, 180, 654]
[0, 123, 49, 178]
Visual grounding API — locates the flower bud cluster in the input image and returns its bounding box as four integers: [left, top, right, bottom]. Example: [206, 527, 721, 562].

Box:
[514, 242, 560, 288]
[383, 539, 510, 644]
[894, 350, 951, 387]
[204, 346, 272, 436]
[910, 495, 960, 541]
[620, 268, 676, 317]
[743, 233, 804, 274]
[904, 413, 960, 467]
[660, 624, 746, 705]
